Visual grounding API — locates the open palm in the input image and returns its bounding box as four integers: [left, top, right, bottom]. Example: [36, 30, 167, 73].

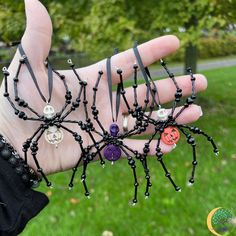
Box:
[0, 0, 206, 175]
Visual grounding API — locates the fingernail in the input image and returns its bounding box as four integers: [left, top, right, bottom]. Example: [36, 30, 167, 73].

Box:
[199, 107, 203, 117]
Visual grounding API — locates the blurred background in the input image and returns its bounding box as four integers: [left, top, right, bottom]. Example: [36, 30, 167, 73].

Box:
[1, 0, 236, 235]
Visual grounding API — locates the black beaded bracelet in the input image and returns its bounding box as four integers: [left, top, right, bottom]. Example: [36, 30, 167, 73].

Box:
[0, 134, 40, 188]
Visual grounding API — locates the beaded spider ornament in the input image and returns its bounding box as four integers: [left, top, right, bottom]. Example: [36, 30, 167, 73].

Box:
[2, 44, 93, 187]
[132, 45, 219, 197]
[67, 53, 152, 204]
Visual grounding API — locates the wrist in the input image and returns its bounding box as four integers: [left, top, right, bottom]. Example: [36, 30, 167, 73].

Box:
[0, 133, 40, 188]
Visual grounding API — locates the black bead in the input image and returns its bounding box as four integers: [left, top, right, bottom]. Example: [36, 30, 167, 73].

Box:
[192, 160, 198, 165]
[189, 178, 194, 184]
[186, 67, 192, 73]
[143, 147, 149, 153]
[30, 145, 38, 152]
[175, 92, 182, 99]
[8, 156, 19, 166]
[145, 175, 150, 180]
[19, 58, 26, 64]
[92, 110, 98, 116]
[160, 60, 166, 66]
[0, 149, 11, 160]
[165, 172, 171, 177]
[3, 70, 10, 76]
[187, 137, 195, 144]
[128, 159, 135, 166]
[0, 140, 5, 150]
[18, 99, 25, 107]
[186, 97, 194, 104]
[15, 166, 24, 175]
[175, 186, 181, 192]
[133, 199, 138, 203]
[117, 68, 122, 74]
[18, 111, 25, 119]
[22, 174, 30, 183]
[65, 92, 72, 100]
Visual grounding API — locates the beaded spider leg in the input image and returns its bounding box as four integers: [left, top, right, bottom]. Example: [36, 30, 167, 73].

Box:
[176, 126, 197, 185]
[67, 63, 106, 151]
[132, 45, 169, 197]
[115, 67, 156, 199]
[2, 67, 43, 122]
[116, 59, 163, 199]
[160, 59, 183, 117]
[132, 47, 185, 192]
[163, 65, 218, 184]
[119, 145, 139, 205]
[155, 139, 182, 192]
[176, 123, 218, 185]
[29, 126, 52, 186]
[61, 61, 107, 195]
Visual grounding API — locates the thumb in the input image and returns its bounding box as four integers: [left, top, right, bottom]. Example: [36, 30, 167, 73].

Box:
[20, 0, 52, 67]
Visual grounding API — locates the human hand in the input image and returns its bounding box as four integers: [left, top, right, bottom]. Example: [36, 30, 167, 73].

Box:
[0, 0, 206, 175]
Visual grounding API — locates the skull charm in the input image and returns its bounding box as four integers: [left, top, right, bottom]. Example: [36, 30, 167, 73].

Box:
[43, 104, 64, 145]
[156, 108, 168, 121]
[43, 104, 55, 119]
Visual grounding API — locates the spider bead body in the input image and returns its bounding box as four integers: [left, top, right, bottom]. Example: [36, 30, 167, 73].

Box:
[103, 123, 122, 162]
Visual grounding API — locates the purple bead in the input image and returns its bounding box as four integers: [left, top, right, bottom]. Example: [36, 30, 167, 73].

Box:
[104, 144, 121, 162]
[110, 123, 119, 137]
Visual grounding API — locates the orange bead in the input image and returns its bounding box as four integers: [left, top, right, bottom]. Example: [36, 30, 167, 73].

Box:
[161, 127, 180, 145]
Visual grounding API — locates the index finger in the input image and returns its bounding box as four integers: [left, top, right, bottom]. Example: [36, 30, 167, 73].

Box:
[81, 35, 180, 84]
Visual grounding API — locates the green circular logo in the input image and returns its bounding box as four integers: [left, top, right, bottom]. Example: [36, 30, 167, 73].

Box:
[207, 207, 235, 235]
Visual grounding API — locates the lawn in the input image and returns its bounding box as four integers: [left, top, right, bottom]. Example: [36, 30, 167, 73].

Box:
[21, 66, 236, 236]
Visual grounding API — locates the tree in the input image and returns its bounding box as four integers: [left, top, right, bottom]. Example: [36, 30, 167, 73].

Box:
[147, 0, 236, 72]
[1, 0, 236, 71]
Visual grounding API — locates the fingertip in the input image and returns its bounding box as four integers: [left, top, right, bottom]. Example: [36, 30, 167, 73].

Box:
[160, 142, 174, 154]
[195, 74, 208, 91]
[163, 35, 180, 52]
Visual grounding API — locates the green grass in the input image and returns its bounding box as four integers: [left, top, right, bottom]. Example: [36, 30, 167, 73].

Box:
[22, 66, 236, 236]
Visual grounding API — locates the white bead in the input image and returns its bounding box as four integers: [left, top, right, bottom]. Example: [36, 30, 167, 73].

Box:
[156, 108, 168, 121]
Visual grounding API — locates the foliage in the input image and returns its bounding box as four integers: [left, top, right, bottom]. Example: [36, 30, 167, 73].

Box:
[1, 0, 236, 61]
